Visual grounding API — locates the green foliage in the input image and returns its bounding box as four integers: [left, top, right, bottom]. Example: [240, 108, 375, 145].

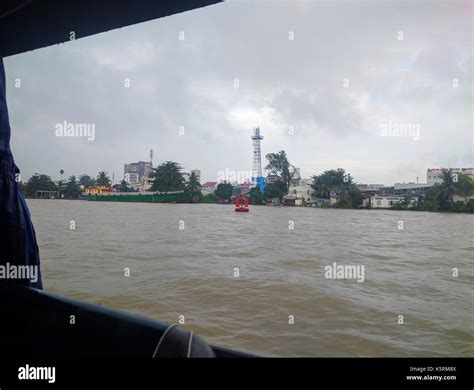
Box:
[215, 181, 233, 201]
[201, 194, 217, 204]
[429, 170, 474, 211]
[391, 196, 413, 210]
[311, 168, 352, 197]
[96, 171, 111, 186]
[455, 173, 474, 197]
[312, 168, 361, 208]
[465, 199, 474, 213]
[450, 201, 466, 213]
[79, 174, 95, 187]
[415, 198, 439, 212]
[24, 174, 58, 197]
[347, 186, 363, 208]
[332, 198, 352, 209]
[249, 187, 265, 205]
[265, 150, 297, 192]
[265, 180, 287, 200]
[115, 179, 130, 192]
[186, 171, 202, 197]
[63, 175, 82, 199]
[150, 161, 185, 192]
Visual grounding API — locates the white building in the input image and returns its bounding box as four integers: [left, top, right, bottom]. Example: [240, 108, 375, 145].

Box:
[124, 172, 139, 185]
[370, 195, 416, 208]
[201, 181, 217, 195]
[287, 183, 315, 204]
[427, 168, 474, 184]
[356, 184, 387, 192]
[394, 182, 432, 190]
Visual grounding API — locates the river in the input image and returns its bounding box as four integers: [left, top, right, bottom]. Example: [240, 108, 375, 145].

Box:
[27, 199, 473, 357]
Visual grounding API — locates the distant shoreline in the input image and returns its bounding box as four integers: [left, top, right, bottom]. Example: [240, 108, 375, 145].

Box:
[25, 197, 474, 214]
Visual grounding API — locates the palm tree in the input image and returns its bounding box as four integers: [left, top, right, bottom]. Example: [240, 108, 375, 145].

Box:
[427, 170, 474, 211]
[96, 171, 111, 186]
[436, 169, 462, 211]
[454, 173, 474, 198]
[58, 169, 65, 195]
[186, 172, 201, 193]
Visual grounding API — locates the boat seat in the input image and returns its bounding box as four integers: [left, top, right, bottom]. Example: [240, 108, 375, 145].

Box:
[0, 285, 216, 358]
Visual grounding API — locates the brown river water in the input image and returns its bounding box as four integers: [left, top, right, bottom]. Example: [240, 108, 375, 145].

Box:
[27, 199, 473, 357]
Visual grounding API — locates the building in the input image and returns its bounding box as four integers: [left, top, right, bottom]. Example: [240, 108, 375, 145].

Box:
[124, 161, 154, 192]
[84, 185, 112, 195]
[284, 182, 317, 206]
[266, 174, 282, 185]
[299, 178, 313, 186]
[201, 181, 217, 195]
[427, 168, 474, 184]
[369, 194, 416, 209]
[232, 182, 252, 198]
[356, 184, 387, 192]
[124, 172, 140, 185]
[394, 182, 432, 191]
[124, 161, 153, 182]
[287, 183, 315, 204]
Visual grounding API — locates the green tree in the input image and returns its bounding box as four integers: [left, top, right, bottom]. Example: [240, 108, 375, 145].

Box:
[450, 201, 466, 212]
[465, 199, 474, 213]
[215, 181, 233, 201]
[311, 168, 350, 197]
[79, 174, 95, 187]
[63, 175, 82, 199]
[202, 193, 217, 204]
[24, 174, 58, 197]
[265, 180, 287, 200]
[391, 195, 413, 210]
[249, 187, 265, 205]
[432, 170, 474, 211]
[416, 191, 440, 212]
[265, 150, 297, 192]
[311, 168, 361, 208]
[116, 179, 130, 192]
[454, 173, 474, 197]
[57, 180, 64, 196]
[150, 161, 185, 192]
[186, 171, 201, 193]
[96, 171, 111, 186]
[185, 171, 202, 202]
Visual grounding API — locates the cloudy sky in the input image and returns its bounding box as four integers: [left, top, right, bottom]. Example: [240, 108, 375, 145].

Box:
[4, 0, 473, 185]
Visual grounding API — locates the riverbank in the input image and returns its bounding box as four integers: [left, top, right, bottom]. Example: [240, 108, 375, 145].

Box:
[26, 195, 474, 213]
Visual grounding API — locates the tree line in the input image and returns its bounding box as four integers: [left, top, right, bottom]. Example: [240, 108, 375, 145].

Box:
[22, 170, 114, 199]
[20, 157, 474, 212]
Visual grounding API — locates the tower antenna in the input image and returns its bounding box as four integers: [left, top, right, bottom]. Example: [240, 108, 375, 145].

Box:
[251, 127, 263, 178]
[251, 127, 266, 192]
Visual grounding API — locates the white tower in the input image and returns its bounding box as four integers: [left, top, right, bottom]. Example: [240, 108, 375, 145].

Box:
[251, 127, 263, 178]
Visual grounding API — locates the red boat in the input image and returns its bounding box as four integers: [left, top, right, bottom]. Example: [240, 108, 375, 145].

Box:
[235, 193, 250, 212]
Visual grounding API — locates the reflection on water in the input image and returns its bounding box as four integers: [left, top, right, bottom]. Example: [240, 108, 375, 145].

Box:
[28, 199, 474, 356]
